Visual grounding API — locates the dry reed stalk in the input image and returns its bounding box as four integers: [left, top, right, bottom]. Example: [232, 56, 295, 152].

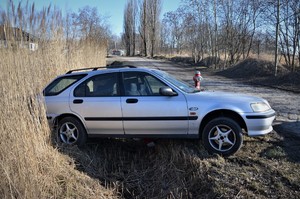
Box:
[0, 1, 112, 197]
[0, 25, 113, 199]
[0, 43, 114, 198]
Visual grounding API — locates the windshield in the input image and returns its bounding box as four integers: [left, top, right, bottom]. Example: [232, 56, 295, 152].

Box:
[152, 70, 198, 93]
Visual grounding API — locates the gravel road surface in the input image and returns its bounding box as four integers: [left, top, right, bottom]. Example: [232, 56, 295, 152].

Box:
[107, 56, 300, 138]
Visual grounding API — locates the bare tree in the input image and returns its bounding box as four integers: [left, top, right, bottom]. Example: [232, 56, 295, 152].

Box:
[123, 1, 132, 55]
[138, 0, 148, 56]
[159, 16, 171, 54]
[154, 0, 299, 72]
[136, 0, 161, 57]
[213, 0, 219, 68]
[278, 0, 300, 71]
[148, 0, 161, 57]
[123, 0, 137, 56]
[274, 0, 280, 76]
[162, 8, 186, 54]
[179, 0, 206, 63]
[71, 6, 109, 43]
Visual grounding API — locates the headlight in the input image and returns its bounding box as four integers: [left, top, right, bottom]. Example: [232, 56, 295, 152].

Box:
[251, 102, 271, 112]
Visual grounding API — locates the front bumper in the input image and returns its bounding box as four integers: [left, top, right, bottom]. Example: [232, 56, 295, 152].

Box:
[243, 110, 276, 136]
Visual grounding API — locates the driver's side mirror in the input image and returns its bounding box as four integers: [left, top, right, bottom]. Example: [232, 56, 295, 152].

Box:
[159, 87, 178, 96]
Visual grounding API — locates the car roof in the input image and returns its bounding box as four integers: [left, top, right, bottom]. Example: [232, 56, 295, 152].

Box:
[63, 65, 157, 76]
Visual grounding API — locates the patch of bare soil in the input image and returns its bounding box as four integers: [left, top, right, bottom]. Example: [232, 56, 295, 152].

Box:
[216, 58, 300, 93]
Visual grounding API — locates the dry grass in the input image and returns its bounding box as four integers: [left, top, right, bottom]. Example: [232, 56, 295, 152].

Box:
[0, 1, 117, 198]
[55, 132, 300, 199]
[0, 7, 115, 195]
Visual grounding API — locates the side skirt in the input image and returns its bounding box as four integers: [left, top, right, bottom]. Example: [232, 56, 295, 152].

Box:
[88, 134, 199, 139]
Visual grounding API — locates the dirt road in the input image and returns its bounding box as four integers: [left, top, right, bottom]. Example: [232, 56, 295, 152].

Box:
[108, 56, 300, 138]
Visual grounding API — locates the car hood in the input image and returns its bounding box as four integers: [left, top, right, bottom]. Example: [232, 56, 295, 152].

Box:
[185, 91, 269, 113]
[195, 91, 264, 102]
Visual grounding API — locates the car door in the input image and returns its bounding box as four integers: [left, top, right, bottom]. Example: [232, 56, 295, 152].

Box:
[70, 72, 124, 135]
[121, 71, 189, 135]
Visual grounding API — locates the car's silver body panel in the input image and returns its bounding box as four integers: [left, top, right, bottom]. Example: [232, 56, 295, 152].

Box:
[44, 68, 275, 138]
[70, 96, 124, 135]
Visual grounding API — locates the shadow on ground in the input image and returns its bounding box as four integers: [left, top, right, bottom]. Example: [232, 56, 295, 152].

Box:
[272, 121, 300, 163]
[55, 131, 300, 198]
[58, 138, 219, 198]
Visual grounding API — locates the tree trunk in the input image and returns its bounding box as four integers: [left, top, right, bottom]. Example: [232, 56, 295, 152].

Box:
[274, 0, 280, 76]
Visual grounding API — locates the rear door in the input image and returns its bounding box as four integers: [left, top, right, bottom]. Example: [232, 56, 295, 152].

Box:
[70, 72, 124, 135]
[121, 71, 189, 135]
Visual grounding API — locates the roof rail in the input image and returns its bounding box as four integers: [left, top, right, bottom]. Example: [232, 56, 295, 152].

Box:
[65, 65, 137, 74]
[66, 67, 107, 74]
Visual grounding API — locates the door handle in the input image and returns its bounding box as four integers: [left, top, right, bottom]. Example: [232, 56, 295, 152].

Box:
[126, 98, 138, 104]
[73, 99, 83, 104]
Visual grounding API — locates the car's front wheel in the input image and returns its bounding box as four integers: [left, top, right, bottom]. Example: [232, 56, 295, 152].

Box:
[202, 117, 243, 156]
[57, 117, 87, 146]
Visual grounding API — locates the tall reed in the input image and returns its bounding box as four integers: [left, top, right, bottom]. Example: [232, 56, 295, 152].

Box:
[0, 1, 114, 198]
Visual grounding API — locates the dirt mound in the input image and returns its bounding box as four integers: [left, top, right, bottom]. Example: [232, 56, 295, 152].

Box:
[217, 58, 288, 78]
[263, 71, 300, 92]
[216, 58, 300, 92]
[170, 56, 194, 64]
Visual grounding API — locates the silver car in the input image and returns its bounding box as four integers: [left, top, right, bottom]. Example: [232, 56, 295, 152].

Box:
[44, 66, 276, 156]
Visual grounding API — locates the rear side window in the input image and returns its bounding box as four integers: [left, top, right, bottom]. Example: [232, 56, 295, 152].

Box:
[44, 75, 86, 96]
[74, 73, 119, 97]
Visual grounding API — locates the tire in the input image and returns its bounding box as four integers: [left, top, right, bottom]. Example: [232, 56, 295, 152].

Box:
[202, 117, 243, 156]
[57, 117, 87, 147]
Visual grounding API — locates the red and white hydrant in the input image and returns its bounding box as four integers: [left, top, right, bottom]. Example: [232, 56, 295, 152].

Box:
[193, 71, 203, 90]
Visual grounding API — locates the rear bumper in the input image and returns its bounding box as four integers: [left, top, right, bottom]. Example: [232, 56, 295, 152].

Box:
[46, 114, 57, 129]
[243, 110, 276, 137]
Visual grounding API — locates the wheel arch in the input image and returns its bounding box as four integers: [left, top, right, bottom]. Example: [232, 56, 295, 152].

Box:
[199, 109, 247, 136]
[54, 113, 86, 130]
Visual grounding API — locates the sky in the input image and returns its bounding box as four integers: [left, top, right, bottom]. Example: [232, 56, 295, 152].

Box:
[0, 0, 182, 36]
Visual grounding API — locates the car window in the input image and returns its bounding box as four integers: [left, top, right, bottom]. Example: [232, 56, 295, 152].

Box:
[44, 74, 86, 96]
[74, 73, 119, 97]
[123, 72, 166, 96]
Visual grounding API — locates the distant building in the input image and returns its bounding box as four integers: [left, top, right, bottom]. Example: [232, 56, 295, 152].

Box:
[0, 25, 38, 51]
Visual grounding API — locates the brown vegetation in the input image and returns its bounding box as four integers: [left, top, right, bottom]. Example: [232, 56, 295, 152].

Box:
[57, 131, 300, 198]
[0, 1, 113, 198]
[0, 45, 113, 198]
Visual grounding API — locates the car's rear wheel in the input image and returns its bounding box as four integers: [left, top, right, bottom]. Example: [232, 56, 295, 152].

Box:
[57, 117, 87, 146]
[202, 117, 243, 156]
